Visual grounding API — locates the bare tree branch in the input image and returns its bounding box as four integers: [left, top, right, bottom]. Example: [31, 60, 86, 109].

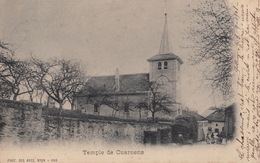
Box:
[188, 0, 234, 100]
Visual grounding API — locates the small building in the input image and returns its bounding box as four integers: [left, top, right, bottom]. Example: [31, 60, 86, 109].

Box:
[206, 110, 225, 134]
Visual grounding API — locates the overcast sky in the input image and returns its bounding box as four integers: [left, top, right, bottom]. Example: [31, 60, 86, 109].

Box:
[0, 0, 230, 114]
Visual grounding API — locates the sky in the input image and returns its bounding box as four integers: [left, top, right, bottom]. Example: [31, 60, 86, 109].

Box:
[0, 0, 229, 114]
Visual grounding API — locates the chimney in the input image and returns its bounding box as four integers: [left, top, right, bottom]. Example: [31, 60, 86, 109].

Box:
[115, 68, 120, 92]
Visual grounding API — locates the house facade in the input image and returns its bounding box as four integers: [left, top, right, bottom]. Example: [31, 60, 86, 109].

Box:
[206, 109, 225, 134]
[75, 13, 183, 120]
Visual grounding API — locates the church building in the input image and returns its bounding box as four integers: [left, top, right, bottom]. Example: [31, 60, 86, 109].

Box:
[75, 13, 183, 120]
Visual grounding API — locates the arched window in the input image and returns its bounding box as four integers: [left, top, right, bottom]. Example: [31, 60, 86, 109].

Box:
[94, 104, 98, 112]
[164, 61, 168, 69]
[158, 62, 162, 70]
[124, 103, 129, 112]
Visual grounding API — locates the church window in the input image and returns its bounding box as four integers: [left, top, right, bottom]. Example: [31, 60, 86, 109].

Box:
[94, 104, 98, 112]
[158, 62, 162, 70]
[124, 103, 129, 112]
[164, 61, 168, 69]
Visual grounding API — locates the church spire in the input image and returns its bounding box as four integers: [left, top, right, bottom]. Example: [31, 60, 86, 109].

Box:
[159, 13, 172, 54]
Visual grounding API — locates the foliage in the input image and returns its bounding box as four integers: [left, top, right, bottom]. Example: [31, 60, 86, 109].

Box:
[173, 115, 198, 142]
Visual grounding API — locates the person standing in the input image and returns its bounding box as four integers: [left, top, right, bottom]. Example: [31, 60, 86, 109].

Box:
[206, 133, 211, 144]
[211, 133, 215, 144]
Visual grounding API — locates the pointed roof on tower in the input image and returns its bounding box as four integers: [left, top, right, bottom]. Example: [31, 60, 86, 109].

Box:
[159, 13, 172, 54]
[147, 13, 183, 64]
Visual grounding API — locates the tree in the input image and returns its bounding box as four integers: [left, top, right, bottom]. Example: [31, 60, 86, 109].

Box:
[0, 41, 14, 99]
[62, 61, 88, 110]
[31, 57, 88, 114]
[135, 81, 172, 120]
[21, 60, 44, 102]
[0, 80, 12, 99]
[189, 0, 234, 100]
[172, 115, 198, 143]
[105, 96, 133, 117]
[0, 42, 44, 101]
[0, 41, 14, 59]
[81, 83, 110, 113]
[82, 82, 135, 117]
[0, 42, 34, 101]
[134, 101, 146, 120]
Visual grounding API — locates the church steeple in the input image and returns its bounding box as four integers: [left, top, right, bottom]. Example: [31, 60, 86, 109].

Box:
[159, 13, 172, 54]
[147, 13, 182, 64]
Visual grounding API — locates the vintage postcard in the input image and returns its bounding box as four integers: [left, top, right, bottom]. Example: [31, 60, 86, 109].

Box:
[0, 0, 259, 163]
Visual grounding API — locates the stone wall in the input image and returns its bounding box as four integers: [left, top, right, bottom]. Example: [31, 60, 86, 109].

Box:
[0, 99, 45, 144]
[0, 99, 171, 144]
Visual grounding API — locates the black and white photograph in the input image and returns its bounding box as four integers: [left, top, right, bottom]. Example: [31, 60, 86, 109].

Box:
[0, 0, 259, 163]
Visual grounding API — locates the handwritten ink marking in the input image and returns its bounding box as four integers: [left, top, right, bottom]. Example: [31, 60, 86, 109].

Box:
[234, 1, 260, 161]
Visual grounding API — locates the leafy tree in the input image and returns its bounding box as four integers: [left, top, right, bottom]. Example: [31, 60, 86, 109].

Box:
[189, 0, 234, 100]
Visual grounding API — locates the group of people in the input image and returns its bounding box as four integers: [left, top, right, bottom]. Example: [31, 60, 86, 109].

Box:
[206, 131, 225, 144]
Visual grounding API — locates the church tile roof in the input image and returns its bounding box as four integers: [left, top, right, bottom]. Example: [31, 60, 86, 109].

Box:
[79, 73, 150, 95]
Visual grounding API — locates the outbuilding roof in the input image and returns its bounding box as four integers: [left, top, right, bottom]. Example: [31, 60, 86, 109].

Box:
[182, 110, 207, 121]
[206, 110, 225, 122]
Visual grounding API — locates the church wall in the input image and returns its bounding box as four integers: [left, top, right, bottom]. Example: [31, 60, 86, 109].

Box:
[80, 105, 149, 120]
[176, 60, 181, 103]
[76, 93, 149, 120]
